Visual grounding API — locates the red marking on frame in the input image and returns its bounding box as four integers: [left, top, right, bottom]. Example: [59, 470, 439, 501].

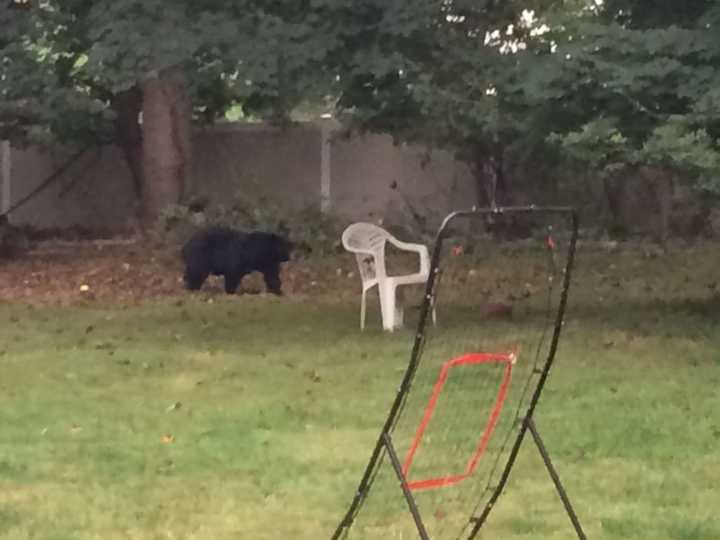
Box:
[401, 350, 517, 491]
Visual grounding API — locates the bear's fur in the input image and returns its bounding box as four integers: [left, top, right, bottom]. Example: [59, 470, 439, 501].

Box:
[181, 227, 291, 295]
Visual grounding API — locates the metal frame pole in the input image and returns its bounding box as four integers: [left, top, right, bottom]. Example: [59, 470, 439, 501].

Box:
[383, 433, 431, 540]
[526, 418, 587, 540]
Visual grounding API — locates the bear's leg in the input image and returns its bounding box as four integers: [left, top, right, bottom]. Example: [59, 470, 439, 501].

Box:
[184, 265, 209, 291]
[262, 265, 283, 295]
[223, 272, 244, 294]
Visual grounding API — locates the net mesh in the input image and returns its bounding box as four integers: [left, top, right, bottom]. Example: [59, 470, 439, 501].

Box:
[335, 208, 577, 540]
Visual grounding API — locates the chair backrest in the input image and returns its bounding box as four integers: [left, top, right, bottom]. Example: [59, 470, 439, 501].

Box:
[341, 222, 391, 253]
[342, 223, 393, 284]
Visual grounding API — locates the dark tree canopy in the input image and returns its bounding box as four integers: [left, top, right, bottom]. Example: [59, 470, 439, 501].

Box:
[334, 0, 720, 197]
[1, 0, 719, 225]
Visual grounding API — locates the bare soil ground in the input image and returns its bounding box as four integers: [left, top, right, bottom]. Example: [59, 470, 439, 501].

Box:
[0, 239, 361, 305]
[4, 236, 705, 309]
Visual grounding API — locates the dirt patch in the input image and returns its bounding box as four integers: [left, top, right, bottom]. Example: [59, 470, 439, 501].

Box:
[0, 239, 176, 305]
[0, 237, 535, 307]
[0, 238, 365, 306]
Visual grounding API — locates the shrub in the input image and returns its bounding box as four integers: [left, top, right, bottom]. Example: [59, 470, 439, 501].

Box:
[158, 192, 343, 258]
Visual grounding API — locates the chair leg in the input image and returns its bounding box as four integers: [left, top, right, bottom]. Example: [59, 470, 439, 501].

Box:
[379, 282, 403, 332]
[396, 287, 405, 328]
[360, 290, 367, 331]
[379, 282, 392, 331]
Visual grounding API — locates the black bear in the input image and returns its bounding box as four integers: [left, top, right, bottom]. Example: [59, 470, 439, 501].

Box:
[181, 227, 291, 295]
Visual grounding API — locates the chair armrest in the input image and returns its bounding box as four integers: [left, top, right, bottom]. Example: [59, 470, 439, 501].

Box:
[387, 238, 430, 277]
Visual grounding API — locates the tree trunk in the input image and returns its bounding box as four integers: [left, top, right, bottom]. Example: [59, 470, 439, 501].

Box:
[467, 144, 513, 240]
[602, 173, 628, 238]
[165, 67, 193, 192]
[471, 144, 508, 210]
[644, 167, 673, 249]
[112, 86, 144, 201]
[140, 67, 191, 227]
[472, 157, 495, 208]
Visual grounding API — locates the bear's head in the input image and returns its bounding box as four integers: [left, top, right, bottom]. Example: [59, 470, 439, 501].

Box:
[272, 234, 293, 262]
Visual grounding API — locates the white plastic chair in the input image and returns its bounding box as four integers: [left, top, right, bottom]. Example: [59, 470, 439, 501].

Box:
[342, 223, 437, 331]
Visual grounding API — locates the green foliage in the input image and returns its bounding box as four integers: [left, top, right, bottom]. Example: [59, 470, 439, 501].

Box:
[1, 0, 342, 145]
[549, 118, 630, 174]
[335, 0, 720, 194]
[334, 1, 575, 179]
[159, 194, 343, 257]
[5, 0, 720, 210]
[641, 119, 720, 184]
[529, 2, 720, 190]
[0, 2, 115, 144]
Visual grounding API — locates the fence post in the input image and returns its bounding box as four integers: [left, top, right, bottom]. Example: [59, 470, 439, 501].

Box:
[320, 121, 332, 213]
[1, 140, 10, 220]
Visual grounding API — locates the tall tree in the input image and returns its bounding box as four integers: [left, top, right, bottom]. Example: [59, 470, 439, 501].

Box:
[535, 0, 720, 172]
[531, 0, 720, 239]
[0, 0, 341, 226]
[334, 0, 720, 224]
[334, 0, 566, 207]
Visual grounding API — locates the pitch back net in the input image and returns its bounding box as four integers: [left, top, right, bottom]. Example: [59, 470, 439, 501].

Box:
[332, 207, 580, 540]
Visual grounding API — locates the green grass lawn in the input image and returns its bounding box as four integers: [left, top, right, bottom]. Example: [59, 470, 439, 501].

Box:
[1, 244, 719, 539]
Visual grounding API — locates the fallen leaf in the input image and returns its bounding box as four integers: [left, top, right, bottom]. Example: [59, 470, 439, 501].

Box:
[166, 402, 182, 413]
